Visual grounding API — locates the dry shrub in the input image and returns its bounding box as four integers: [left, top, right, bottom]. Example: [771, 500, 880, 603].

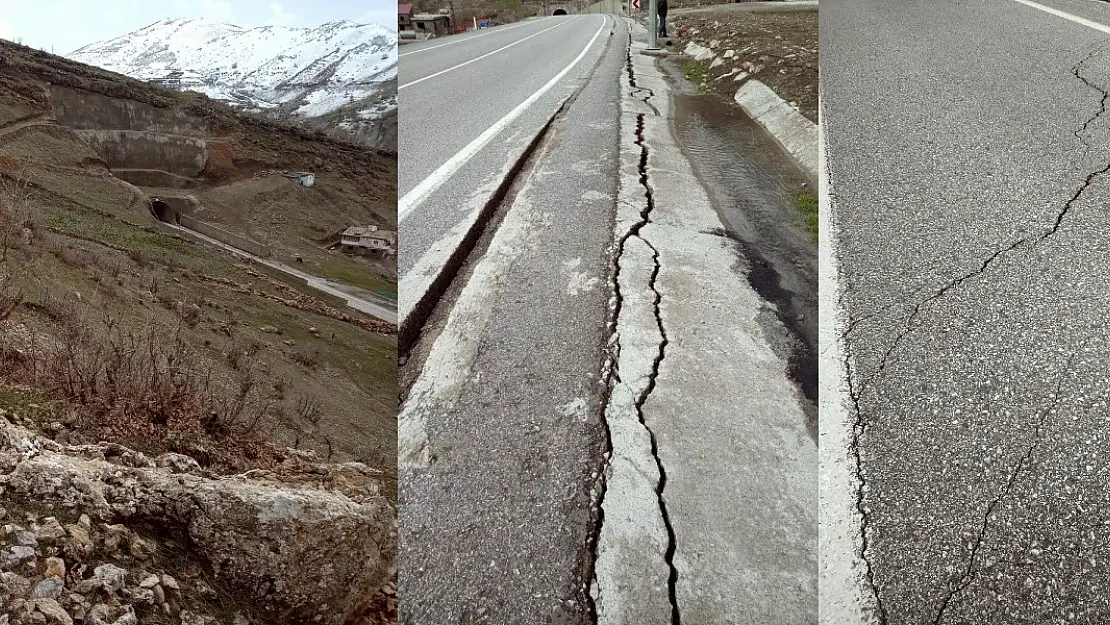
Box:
[0, 168, 37, 322]
[99, 256, 124, 279]
[291, 348, 320, 370]
[1, 304, 285, 465]
[56, 245, 90, 268]
[127, 248, 148, 267]
[0, 269, 22, 322]
[0, 167, 43, 261]
[174, 299, 202, 328]
[297, 394, 322, 426]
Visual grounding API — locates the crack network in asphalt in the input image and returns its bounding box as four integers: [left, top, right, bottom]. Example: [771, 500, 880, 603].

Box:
[594, 35, 681, 624]
[837, 49, 1110, 623]
[931, 351, 1077, 624]
[1072, 46, 1110, 149]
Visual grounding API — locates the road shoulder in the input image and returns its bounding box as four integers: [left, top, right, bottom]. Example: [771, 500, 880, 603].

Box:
[591, 19, 816, 625]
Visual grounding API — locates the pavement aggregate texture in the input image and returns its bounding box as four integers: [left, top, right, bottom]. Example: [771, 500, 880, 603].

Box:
[822, 0, 1110, 622]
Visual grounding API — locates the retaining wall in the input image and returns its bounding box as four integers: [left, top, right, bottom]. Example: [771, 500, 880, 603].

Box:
[179, 215, 272, 258]
[581, 0, 626, 13]
[76, 129, 208, 177]
[50, 86, 210, 138]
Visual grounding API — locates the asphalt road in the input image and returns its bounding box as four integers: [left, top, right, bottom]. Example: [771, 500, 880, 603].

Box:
[167, 223, 397, 322]
[399, 13, 818, 622]
[823, 0, 1110, 622]
[398, 15, 613, 327]
[398, 14, 620, 624]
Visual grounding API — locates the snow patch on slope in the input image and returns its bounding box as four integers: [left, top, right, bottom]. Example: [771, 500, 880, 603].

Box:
[69, 18, 397, 121]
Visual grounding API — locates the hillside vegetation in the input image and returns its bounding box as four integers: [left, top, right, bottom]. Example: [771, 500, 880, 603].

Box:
[0, 37, 397, 471]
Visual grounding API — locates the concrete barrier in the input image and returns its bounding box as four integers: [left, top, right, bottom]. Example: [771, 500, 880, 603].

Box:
[733, 80, 818, 182]
[178, 215, 272, 258]
[581, 0, 626, 14]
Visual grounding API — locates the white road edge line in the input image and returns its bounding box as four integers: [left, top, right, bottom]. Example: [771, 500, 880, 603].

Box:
[817, 102, 881, 624]
[399, 20, 543, 57]
[399, 19, 570, 90]
[1010, 0, 1110, 34]
[398, 15, 609, 223]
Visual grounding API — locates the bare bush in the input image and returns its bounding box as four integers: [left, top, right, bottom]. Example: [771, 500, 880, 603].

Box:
[127, 248, 148, 266]
[291, 349, 320, 370]
[176, 299, 202, 328]
[7, 309, 279, 444]
[56, 245, 90, 268]
[297, 394, 322, 426]
[0, 167, 42, 263]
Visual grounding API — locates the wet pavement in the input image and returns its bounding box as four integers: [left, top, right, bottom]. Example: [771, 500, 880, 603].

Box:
[664, 58, 817, 429]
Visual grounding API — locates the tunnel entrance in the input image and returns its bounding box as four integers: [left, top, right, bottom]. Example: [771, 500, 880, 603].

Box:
[150, 198, 180, 225]
[552, 8, 567, 14]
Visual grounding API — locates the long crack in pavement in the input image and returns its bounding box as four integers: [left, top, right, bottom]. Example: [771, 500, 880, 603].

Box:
[837, 48, 1110, 623]
[930, 352, 1077, 624]
[1072, 45, 1110, 149]
[593, 31, 681, 623]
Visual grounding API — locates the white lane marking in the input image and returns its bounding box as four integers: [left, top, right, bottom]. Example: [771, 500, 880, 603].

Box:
[816, 104, 881, 624]
[399, 20, 571, 90]
[1010, 0, 1110, 34]
[399, 20, 543, 57]
[398, 16, 609, 222]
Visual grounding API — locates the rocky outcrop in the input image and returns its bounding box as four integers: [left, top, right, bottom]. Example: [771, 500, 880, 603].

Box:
[0, 417, 396, 625]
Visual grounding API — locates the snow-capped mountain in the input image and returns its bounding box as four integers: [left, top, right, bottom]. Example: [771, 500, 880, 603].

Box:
[69, 18, 397, 136]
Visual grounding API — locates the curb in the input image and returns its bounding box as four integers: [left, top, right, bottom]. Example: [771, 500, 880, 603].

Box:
[681, 41, 818, 182]
[734, 80, 818, 181]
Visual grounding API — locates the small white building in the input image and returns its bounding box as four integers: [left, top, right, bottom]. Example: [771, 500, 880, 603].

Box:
[341, 225, 397, 256]
[294, 172, 315, 187]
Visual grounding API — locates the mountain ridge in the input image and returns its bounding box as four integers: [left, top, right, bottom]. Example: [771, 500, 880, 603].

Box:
[68, 17, 398, 148]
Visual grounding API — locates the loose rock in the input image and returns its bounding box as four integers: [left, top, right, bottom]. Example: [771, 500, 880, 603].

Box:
[92, 564, 127, 593]
[31, 578, 64, 600]
[43, 556, 66, 578]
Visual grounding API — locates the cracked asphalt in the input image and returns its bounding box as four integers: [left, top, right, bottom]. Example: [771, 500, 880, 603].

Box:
[398, 15, 620, 624]
[592, 21, 815, 625]
[823, 0, 1110, 621]
[400, 14, 815, 624]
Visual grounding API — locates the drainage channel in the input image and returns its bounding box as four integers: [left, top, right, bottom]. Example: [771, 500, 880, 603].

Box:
[661, 57, 818, 435]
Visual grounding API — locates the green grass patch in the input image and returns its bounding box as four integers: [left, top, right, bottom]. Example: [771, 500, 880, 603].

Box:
[681, 59, 713, 93]
[795, 190, 818, 242]
[316, 257, 397, 297]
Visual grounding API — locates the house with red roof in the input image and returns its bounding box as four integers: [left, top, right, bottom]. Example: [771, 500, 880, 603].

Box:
[398, 4, 415, 37]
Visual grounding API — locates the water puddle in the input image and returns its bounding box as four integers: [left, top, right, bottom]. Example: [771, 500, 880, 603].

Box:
[662, 58, 818, 432]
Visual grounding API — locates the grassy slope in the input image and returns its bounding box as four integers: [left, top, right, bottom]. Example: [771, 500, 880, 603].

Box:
[1, 37, 398, 296]
[0, 43, 398, 470]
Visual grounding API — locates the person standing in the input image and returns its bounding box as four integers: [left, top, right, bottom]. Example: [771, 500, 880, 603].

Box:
[657, 0, 669, 38]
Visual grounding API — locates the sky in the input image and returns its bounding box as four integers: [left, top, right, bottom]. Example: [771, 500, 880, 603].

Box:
[0, 0, 396, 55]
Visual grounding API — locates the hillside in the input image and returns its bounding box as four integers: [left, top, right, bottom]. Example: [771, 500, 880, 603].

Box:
[0, 33, 397, 624]
[0, 29, 398, 458]
[69, 19, 399, 151]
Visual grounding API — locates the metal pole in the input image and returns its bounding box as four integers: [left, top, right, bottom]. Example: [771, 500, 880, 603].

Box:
[648, 0, 658, 48]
